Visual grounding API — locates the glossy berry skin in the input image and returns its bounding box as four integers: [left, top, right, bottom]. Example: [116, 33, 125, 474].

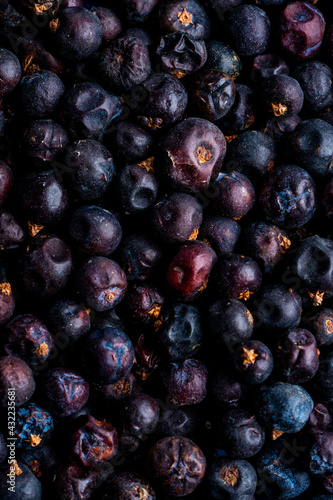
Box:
[75, 257, 127, 311]
[152, 193, 203, 244]
[257, 382, 314, 433]
[205, 40, 242, 80]
[98, 32, 151, 90]
[156, 33, 207, 79]
[241, 222, 291, 273]
[256, 441, 311, 500]
[231, 340, 273, 385]
[155, 303, 201, 361]
[120, 394, 160, 438]
[39, 368, 89, 417]
[62, 82, 123, 140]
[147, 436, 206, 496]
[63, 140, 115, 201]
[158, 117, 226, 192]
[207, 298, 253, 347]
[107, 472, 155, 500]
[21, 120, 69, 166]
[218, 84, 255, 135]
[0, 48, 22, 94]
[18, 170, 69, 226]
[166, 241, 217, 301]
[19, 71, 65, 118]
[309, 432, 333, 477]
[161, 359, 207, 406]
[0, 356, 35, 407]
[212, 171, 255, 219]
[119, 235, 162, 281]
[199, 216, 240, 257]
[126, 284, 164, 324]
[81, 326, 135, 384]
[47, 299, 90, 344]
[253, 285, 302, 331]
[0, 463, 42, 500]
[69, 205, 122, 256]
[0, 211, 25, 250]
[110, 121, 154, 165]
[280, 1, 325, 59]
[0, 161, 13, 207]
[259, 164, 316, 229]
[260, 75, 304, 116]
[117, 162, 158, 214]
[90, 7, 122, 42]
[207, 457, 257, 500]
[313, 352, 333, 403]
[5, 314, 54, 366]
[51, 7, 103, 60]
[21, 233, 73, 297]
[211, 371, 245, 408]
[14, 402, 54, 448]
[188, 69, 235, 121]
[156, 0, 211, 40]
[225, 4, 271, 56]
[218, 408, 265, 458]
[293, 61, 333, 113]
[71, 415, 118, 467]
[289, 236, 333, 293]
[287, 119, 333, 178]
[251, 54, 289, 83]
[224, 131, 276, 184]
[137, 73, 188, 130]
[214, 254, 262, 301]
[302, 308, 333, 346]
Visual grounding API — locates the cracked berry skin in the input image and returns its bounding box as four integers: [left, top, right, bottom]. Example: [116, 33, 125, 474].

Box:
[241, 221, 291, 274]
[63, 140, 115, 201]
[0, 462, 42, 500]
[152, 192, 203, 244]
[107, 472, 156, 500]
[21, 233, 73, 297]
[158, 117, 226, 192]
[231, 340, 273, 385]
[286, 119, 333, 178]
[280, 1, 325, 59]
[21, 120, 69, 166]
[157, 33, 207, 79]
[120, 393, 160, 439]
[214, 254, 262, 300]
[275, 328, 319, 384]
[137, 73, 188, 131]
[155, 303, 201, 361]
[212, 171, 255, 219]
[62, 82, 123, 140]
[289, 236, 333, 293]
[14, 402, 54, 448]
[199, 216, 240, 257]
[75, 256, 127, 311]
[161, 358, 208, 406]
[207, 457, 257, 500]
[71, 415, 118, 467]
[117, 162, 158, 214]
[0, 356, 35, 407]
[51, 7, 103, 60]
[260, 74, 304, 116]
[207, 299, 253, 351]
[156, 0, 211, 40]
[225, 4, 271, 56]
[47, 299, 90, 344]
[256, 382, 314, 433]
[98, 32, 151, 91]
[0, 47, 22, 95]
[302, 308, 333, 347]
[5, 314, 54, 367]
[188, 69, 235, 121]
[69, 205, 122, 256]
[219, 408, 265, 458]
[38, 367, 89, 418]
[147, 436, 206, 496]
[19, 71, 65, 118]
[259, 164, 316, 229]
[253, 285, 302, 331]
[81, 326, 135, 385]
[18, 170, 69, 226]
[166, 240, 217, 301]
